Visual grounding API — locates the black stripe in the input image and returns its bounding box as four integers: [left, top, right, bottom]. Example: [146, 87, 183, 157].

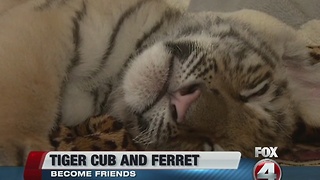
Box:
[177, 25, 204, 37]
[234, 63, 244, 73]
[196, 63, 214, 79]
[270, 81, 288, 102]
[50, 138, 60, 150]
[214, 26, 278, 68]
[275, 80, 288, 97]
[184, 47, 201, 69]
[135, 12, 168, 50]
[35, 0, 56, 10]
[35, 0, 68, 11]
[156, 116, 164, 142]
[247, 64, 262, 74]
[99, 82, 113, 114]
[212, 59, 218, 73]
[88, 0, 148, 78]
[66, 0, 87, 73]
[55, 1, 87, 123]
[139, 56, 175, 115]
[223, 55, 230, 71]
[263, 107, 273, 114]
[185, 54, 206, 79]
[233, 46, 249, 61]
[91, 88, 99, 115]
[175, 16, 277, 70]
[245, 83, 270, 100]
[116, 9, 171, 80]
[137, 115, 149, 132]
[248, 71, 272, 89]
[54, 109, 63, 125]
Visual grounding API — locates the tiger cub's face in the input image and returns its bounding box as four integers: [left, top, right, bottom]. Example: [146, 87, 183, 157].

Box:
[113, 32, 298, 157]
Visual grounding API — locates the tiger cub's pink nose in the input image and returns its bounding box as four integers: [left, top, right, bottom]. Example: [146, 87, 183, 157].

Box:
[170, 85, 201, 123]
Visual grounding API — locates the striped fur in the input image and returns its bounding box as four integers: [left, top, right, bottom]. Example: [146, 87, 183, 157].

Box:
[0, 0, 190, 166]
[0, 0, 319, 165]
[109, 10, 319, 157]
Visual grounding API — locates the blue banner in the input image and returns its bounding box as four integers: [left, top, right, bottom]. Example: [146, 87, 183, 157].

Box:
[0, 167, 24, 180]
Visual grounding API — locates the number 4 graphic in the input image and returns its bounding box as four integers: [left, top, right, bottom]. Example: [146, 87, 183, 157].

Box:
[253, 159, 282, 180]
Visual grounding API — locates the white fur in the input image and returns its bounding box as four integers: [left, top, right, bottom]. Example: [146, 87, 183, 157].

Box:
[123, 43, 172, 114]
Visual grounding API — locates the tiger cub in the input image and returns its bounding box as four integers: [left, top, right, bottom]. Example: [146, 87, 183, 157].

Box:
[0, 0, 319, 165]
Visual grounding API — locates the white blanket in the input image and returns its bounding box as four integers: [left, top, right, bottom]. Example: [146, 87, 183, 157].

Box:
[189, 0, 320, 28]
[189, 0, 320, 44]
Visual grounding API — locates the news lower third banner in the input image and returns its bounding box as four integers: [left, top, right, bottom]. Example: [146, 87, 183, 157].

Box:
[1, 151, 319, 180]
[24, 151, 241, 180]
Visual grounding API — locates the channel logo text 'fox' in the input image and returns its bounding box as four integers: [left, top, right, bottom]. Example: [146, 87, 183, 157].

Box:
[254, 147, 278, 158]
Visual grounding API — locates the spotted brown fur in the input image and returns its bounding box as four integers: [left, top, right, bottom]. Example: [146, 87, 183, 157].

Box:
[50, 115, 140, 151]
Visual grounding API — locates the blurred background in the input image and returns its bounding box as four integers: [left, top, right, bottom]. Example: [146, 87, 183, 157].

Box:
[188, 0, 320, 28]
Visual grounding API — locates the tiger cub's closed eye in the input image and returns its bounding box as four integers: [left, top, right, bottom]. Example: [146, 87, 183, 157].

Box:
[179, 84, 200, 96]
[239, 80, 270, 102]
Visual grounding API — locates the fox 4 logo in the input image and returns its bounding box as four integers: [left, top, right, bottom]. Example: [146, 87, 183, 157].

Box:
[255, 147, 278, 158]
[253, 159, 282, 180]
